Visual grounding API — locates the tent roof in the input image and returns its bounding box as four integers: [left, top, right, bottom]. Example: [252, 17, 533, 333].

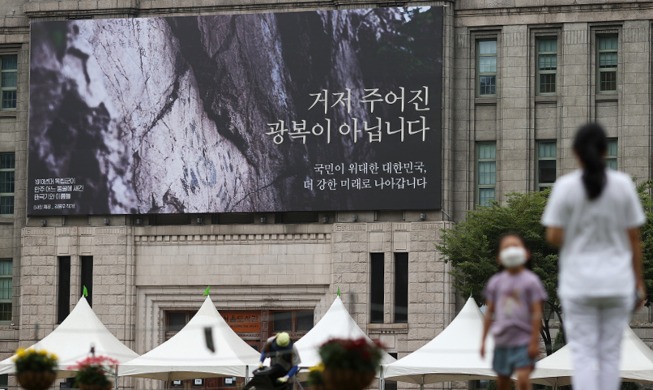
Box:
[294, 296, 395, 369]
[119, 296, 259, 380]
[0, 296, 139, 378]
[531, 326, 653, 386]
[383, 297, 496, 384]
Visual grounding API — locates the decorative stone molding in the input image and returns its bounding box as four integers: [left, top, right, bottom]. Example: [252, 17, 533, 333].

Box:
[134, 232, 331, 244]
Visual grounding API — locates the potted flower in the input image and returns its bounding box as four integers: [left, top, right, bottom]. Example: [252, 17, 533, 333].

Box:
[318, 338, 384, 390]
[68, 355, 119, 390]
[13, 348, 58, 390]
[307, 362, 325, 390]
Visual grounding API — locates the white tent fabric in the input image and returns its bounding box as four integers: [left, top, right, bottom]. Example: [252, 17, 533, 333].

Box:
[383, 297, 496, 384]
[119, 295, 259, 380]
[0, 296, 139, 378]
[294, 296, 396, 369]
[531, 326, 653, 386]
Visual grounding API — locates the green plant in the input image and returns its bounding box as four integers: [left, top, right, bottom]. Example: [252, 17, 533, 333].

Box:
[13, 348, 58, 373]
[318, 338, 384, 373]
[68, 355, 119, 387]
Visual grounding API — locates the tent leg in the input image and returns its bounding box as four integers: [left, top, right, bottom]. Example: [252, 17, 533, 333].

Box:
[419, 384, 424, 390]
[114, 366, 118, 390]
[246, 365, 250, 382]
[379, 368, 384, 390]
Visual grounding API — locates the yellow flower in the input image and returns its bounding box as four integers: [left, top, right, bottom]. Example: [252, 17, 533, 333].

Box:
[309, 363, 325, 373]
[37, 350, 47, 356]
[49, 353, 58, 361]
[16, 348, 26, 358]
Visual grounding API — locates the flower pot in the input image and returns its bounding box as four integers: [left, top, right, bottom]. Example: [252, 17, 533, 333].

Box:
[322, 368, 375, 390]
[16, 370, 56, 390]
[79, 384, 113, 390]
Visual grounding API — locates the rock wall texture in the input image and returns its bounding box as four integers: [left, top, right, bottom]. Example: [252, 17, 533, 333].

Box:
[28, 8, 442, 214]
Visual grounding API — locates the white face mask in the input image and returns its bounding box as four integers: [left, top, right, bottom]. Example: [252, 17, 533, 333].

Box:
[499, 246, 527, 268]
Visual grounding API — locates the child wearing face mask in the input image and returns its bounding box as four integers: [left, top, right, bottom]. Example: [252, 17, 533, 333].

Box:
[480, 233, 548, 390]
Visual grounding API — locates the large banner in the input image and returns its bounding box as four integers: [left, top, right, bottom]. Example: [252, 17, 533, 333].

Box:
[28, 7, 443, 215]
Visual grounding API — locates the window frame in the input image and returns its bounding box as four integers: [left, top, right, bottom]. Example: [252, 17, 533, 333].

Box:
[476, 39, 498, 97]
[476, 142, 497, 207]
[596, 33, 618, 93]
[0, 54, 17, 111]
[536, 141, 557, 191]
[0, 152, 14, 216]
[536, 36, 558, 95]
[0, 259, 11, 323]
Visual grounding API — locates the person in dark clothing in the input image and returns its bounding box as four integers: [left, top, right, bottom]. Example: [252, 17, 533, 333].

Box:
[244, 332, 300, 390]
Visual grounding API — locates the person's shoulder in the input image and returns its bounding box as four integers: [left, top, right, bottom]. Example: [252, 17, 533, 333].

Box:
[554, 170, 582, 187]
[607, 170, 634, 186]
[487, 270, 506, 286]
[521, 269, 543, 283]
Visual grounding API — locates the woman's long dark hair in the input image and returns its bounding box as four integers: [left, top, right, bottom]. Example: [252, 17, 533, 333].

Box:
[573, 123, 608, 200]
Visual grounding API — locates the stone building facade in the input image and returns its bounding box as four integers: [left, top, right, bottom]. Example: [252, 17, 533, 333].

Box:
[1, 0, 653, 389]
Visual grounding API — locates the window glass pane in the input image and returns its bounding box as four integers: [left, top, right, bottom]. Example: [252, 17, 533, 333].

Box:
[0, 56, 17, 71]
[165, 312, 188, 333]
[370, 253, 384, 323]
[539, 74, 556, 94]
[0, 279, 10, 301]
[295, 311, 314, 332]
[1, 91, 16, 109]
[478, 40, 496, 55]
[479, 188, 495, 207]
[0, 303, 10, 321]
[0, 260, 11, 276]
[0, 196, 13, 215]
[394, 253, 408, 323]
[598, 36, 618, 51]
[607, 140, 618, 157]
[538, 54, 557, 70]
[57, 257, 71, 324]
[479, 57, 496, 73]
[538, 142, 557, 159]
[539, 160, 557, 184]
[606, 158, 618, 170]
[538, 38, 557, 53]
[599, 52, 617, 68]
[478, 144, 496, 160]
[600, 71, 617, 91]
[478, 161, 496, 186]
[0, 153, 14, 169]
[479, 76, 496, 96]
[0, 171, 14, 193]
[0, 72, 16, 89]
[272, 311, 293, 332]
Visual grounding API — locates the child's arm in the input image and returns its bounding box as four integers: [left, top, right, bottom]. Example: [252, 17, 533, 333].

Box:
[528, 300, 543, 359]
[480, 300, 494, 358]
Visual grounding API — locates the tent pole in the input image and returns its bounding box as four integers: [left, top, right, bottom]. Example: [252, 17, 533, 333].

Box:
[113, 365, 118, 390]
[420, 375, 424, 390]
[379, 367, 385, 390]
[246, 365, 250, 382]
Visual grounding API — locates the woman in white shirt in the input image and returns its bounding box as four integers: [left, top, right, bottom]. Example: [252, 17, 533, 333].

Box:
[541, 122, 646, 390]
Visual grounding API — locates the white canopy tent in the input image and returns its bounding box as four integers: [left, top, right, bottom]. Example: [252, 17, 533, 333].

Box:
[383, 297, 496, 387]
[294, 296, 396, 371]
[0, 296, 139, 378]
[119, 295, 259, 380]
[531, 326, 653, 386]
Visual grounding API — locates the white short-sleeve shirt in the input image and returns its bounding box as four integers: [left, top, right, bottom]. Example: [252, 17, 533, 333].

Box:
[541, 169, 646, 299]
